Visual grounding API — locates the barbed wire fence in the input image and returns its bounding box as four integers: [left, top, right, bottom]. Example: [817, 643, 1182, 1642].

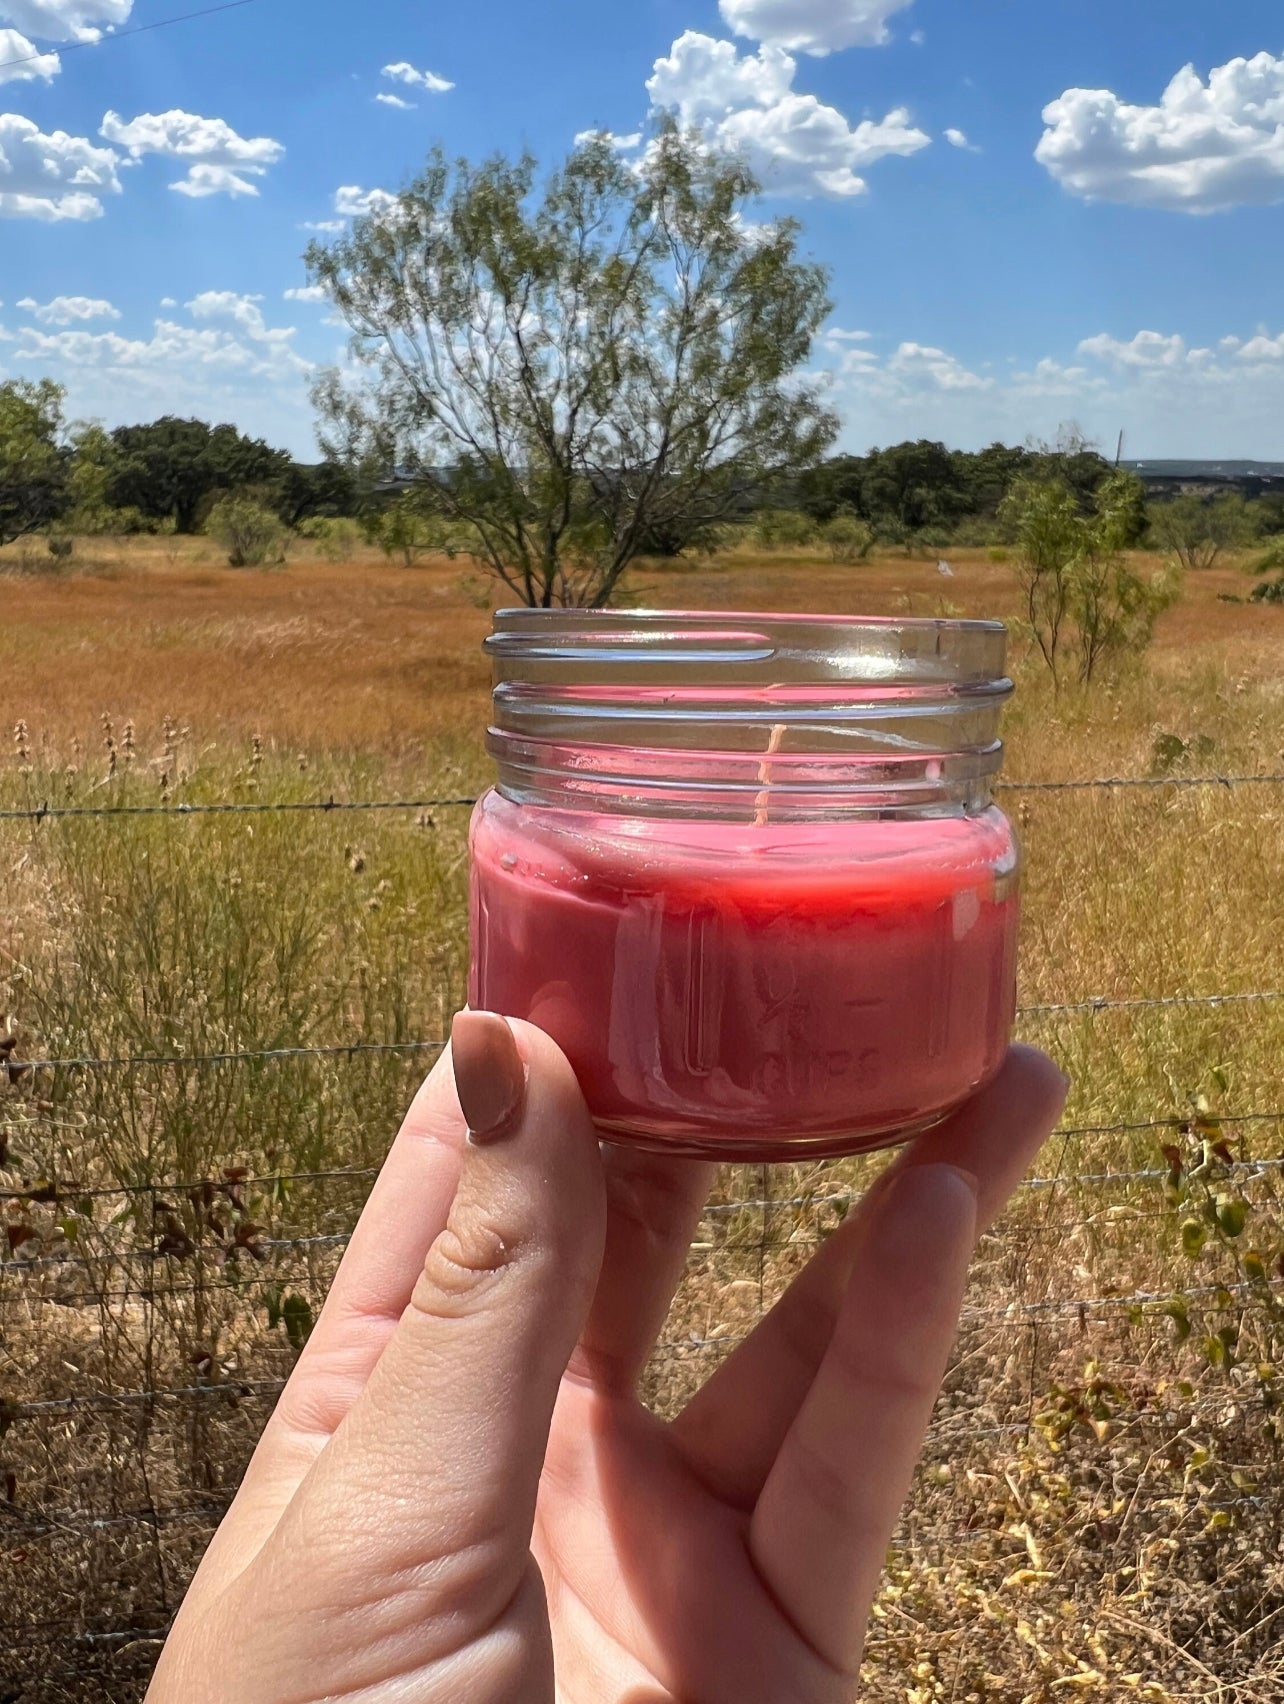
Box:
[1, 771, 1282, 1695]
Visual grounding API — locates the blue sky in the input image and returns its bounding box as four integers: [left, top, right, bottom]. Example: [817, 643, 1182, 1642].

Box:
[3, 0, 1284, 459]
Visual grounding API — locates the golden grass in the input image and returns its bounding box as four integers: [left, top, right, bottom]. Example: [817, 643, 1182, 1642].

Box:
[2, 536, 1284, 1700]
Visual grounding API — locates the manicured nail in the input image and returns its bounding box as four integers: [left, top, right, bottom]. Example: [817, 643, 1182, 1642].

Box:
[451, 1011, 526, 1143]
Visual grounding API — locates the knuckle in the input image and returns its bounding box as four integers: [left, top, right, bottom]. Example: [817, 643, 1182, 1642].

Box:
[412, 1207, 523, 1315]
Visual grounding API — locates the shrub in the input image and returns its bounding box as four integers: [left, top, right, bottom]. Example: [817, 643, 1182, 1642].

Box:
[47, 534, 74, 561]
[1250, 576, 1284, 605]
[298, 516, 361, 562]
[1000, 471, 1179, 686]
[206, 495, 287, 568]
[752, 509, 816, 550]
[820, 510, 874, 563]
[1150, 492, 1254, 571]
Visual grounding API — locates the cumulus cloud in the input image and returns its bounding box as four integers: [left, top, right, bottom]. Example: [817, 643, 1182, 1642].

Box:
[817, 323, 1284, 456]
[0, 288, 318, 450]
[0, 0, 130, 44]
[718, 0, 915, 55]
[381, 61, 453, 93]
[283, 284, 326, 302]
[574, 127, 643, 149]
[300, 217, 345, 233]
[945, 127, 979, 152]
[100, 108, 284, 196]
[375, 92, 414, 109]
[0, 113, 121, 218]
[887, 341, 991, 391]
[333, 184, 397, 217]
[646, 31, 929, 197]
[171, 162, 262, 198]
[1077, 330, 1195, 368]
[0, 27, 59, 81]
[1037, 51, 1284, 213]
[17, 293, 119, 323]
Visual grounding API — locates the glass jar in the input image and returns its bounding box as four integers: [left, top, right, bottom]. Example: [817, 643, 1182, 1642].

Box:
[468, 610, 1020, 1161]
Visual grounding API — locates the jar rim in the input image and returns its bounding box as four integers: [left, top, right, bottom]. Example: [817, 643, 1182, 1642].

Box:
[491, 607, 1006, 635]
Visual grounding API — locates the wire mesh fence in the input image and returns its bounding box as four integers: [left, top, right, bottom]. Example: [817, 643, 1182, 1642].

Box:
[1, 772, 1283, 1699]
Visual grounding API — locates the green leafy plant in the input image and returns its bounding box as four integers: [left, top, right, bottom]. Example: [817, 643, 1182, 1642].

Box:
[206, 495, 287, 568]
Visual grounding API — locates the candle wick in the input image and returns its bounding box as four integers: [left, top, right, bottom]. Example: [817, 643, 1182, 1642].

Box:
[754, 722, 787, 828]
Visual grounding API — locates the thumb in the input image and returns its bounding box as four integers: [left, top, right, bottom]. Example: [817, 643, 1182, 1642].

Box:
[256, 1013, 606, 1657]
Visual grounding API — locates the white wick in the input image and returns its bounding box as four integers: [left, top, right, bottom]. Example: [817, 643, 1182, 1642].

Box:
[754, 722, 787, 828]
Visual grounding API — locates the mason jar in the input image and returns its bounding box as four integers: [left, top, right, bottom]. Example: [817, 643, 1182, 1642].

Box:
[468, 610, 1020, 1161]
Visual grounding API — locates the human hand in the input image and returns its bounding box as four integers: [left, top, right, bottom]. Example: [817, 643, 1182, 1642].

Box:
[147, 1016, 1067, 1704]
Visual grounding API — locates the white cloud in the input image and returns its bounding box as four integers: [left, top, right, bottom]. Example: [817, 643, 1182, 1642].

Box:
[888, 341, 991, 391]
[0, 27, 59, 81]
[375, 92, 414, 109]
[945, 127, 978, 152]
[381, 61, 453, 94]
[99, 108, 283, 196]
[334, 184, 397, 217]
[646, 31, 929, 198]
[283, 284, 326, 303]
[159, 295, 176, 306]
[300, 217, 345, 232]
[719, 0, 915, 55]
[1077, 330, 1191, 369]
[817, 325, 1284, 457]
[0, 0, 130, 45]
[0, 291, 319, 452]
[184, 289, 298, 346]
[17, 293, 119, 324]
[171, 162, 261, 198]
[0, 113, 121, 219]
[1038, 51, 1284, 213]
[1238, 332, 1284, 362]
[574, 127, 643, 150]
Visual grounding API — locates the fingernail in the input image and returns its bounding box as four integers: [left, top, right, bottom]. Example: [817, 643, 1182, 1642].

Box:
[451, 1011, 526, 1143]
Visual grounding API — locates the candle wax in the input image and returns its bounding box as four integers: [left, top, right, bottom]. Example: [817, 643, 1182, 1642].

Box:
[469, 790, 1020, 1159]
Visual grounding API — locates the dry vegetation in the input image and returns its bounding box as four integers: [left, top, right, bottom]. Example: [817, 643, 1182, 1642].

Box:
[1, 536, 1283, 1701]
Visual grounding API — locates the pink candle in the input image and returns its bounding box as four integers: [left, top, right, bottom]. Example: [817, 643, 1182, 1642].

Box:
[470, 795, 1018, 1158]
[469, 609, 1020, 1160]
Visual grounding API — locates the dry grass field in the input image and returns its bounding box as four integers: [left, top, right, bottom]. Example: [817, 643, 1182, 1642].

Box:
[1, 534, 1283, 1702]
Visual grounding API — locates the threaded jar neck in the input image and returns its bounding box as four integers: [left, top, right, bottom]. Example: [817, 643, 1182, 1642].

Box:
[485, 609, 1013, 822]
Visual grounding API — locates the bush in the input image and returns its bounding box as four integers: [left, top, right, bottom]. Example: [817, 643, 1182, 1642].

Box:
[298, 516, 361, 562]
[1000, 471, 1179, 686]
[820, 510, 874, 563]
[46, 534, 74, 561]
[1250, 576, 1284, 604]
[365, 497, 459, 567]
[752, 509, 816, 550]
[1150, 492, 1254, 571]
[206, 495, 287, 568]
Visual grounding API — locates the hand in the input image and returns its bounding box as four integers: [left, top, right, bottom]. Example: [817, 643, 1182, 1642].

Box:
[148, 1016, 1067, 1704]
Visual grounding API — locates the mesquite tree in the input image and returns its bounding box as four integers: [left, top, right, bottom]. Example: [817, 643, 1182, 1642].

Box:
[308, 123, 837, 607]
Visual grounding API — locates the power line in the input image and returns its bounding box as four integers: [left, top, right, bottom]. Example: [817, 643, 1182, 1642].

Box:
[0, 0, 262, 74]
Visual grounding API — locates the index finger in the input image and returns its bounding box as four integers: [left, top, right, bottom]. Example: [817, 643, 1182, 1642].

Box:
[196, 1042, 469, 1584]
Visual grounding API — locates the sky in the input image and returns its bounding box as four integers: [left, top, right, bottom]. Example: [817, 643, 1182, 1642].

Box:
[2, 0, 1284, 460]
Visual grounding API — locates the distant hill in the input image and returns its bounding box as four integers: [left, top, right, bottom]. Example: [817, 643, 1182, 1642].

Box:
[1122, 459, 1284, 495]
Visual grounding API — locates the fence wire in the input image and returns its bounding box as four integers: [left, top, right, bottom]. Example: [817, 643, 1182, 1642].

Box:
[2, 773, 1284, 1687]
[0, 769, 1281, 825]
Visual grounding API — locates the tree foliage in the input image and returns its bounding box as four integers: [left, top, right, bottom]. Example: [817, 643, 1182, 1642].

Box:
[1151, 492, 1254, 572]
[206, 494, 287, 567]
[0, 378, 68, 548]
[107, 417, 292, 534]
[798, 433, 1119, 541]
[999, 471, 1178, 685]
[308, 122, 837, 607]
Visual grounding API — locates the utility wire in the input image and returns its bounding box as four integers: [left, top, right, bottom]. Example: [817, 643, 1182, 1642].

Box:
[0, 0, 262, 73]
